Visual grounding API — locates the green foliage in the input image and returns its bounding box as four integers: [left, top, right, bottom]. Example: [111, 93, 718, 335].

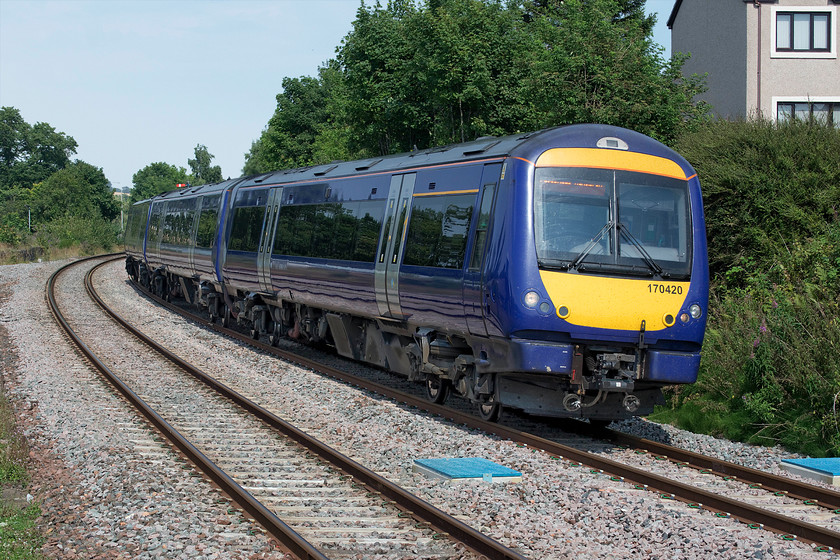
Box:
[674, 118, 840, 282]
[131, 162, 189, 203]
[519, 0, 709, 142]
[245, 0, 708, 171]
[0, 225, 21, 245]
[0, 107, 84, 246]
[34, 214, 118, 252]
[659, 120, 840, 457]
[0, 384, 44, 560]
[188, 144, 223, 184]
[245, 62, 357, 173]
[29, 161, 119, 224]
[339, 0, 535, 154]
[0, 502, 44, 560]
[0, 205, 27, 245]
[0, 106, 77, 191]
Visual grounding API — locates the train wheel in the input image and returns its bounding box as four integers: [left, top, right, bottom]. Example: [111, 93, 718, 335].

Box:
[425, 376, 450, 404]
[154, 276, 164, 299]
[221, 306, 232, 328]
[268, 324, 283, 346]
[477, 395, 501, 422]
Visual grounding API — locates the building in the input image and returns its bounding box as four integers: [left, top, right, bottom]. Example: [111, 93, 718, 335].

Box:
[668, 0, 840, 125]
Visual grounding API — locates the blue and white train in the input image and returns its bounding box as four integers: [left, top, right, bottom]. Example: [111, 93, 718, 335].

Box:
[125, 124, 709, 421]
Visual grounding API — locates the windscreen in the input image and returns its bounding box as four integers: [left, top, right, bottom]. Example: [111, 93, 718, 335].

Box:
[534, 167, 691, 279]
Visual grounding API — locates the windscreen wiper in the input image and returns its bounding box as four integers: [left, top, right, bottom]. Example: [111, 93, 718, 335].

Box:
[569, 221, 612, 270]
[616, 222, 666, 278]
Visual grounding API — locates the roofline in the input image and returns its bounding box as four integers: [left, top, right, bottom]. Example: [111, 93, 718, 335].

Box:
[666, 0, 682, 29]
[670, 0, 791, 28]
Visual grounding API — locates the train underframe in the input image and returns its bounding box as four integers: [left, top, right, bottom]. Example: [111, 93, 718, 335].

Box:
[129, 260, 663, 422]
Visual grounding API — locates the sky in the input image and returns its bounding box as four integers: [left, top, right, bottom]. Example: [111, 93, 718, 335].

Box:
[0, 0, 676, 192]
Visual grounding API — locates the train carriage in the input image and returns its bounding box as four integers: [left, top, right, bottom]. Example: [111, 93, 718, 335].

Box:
[125, 124, 709, 421]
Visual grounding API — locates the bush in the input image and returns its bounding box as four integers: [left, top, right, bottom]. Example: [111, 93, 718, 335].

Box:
[0, 213, 28, 246]
[657, 119, 840, 457]
[34, 214, 118, 254]
[673, 118, 840, 282]
[0, 225, 21, 246]
[666, 264, 840, 457]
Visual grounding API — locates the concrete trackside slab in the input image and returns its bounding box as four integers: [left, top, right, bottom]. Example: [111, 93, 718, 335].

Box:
[781, 458, 840, 486]
[413, 457, 521, 483]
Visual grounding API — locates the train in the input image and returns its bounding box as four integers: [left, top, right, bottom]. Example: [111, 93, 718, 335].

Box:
[124, 124, 709, 422]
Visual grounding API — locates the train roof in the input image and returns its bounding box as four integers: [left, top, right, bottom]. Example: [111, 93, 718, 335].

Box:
[132, 177, 239, 206]
[137, 124, 685, 205]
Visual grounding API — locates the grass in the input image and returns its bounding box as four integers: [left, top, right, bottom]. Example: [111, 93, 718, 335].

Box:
[650, 268, 840, 458]
[0, 379, 44, 559]
[0, 503, 44, 560]
[0, 243, 92, 266]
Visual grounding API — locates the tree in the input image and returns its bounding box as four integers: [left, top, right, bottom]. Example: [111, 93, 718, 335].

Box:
[338, 1, 431, 155]
[243, 61, 355, 174]
[518, 0, 709, 142]
[188, 144, 223, 184]
[336, 0, 706, 153]
[0, 106, 78, 190]
[407, 0, 532, 144]
[131, 162, 189, 203]
[30, 161, 119, 223]
[249, 0, 708, 164]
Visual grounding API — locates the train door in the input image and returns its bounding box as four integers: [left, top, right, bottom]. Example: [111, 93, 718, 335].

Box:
[213, 187, 233, 284]
[374, 173, 416, 318]
[463, 163, 502, 337]
[257, 187, 282, 293]
[147, 200, 166, 267]
[187, 197, 201, 275]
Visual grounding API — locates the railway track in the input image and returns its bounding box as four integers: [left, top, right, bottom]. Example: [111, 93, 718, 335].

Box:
[107, 257, 840, 554]
[48, 255, 525, 560]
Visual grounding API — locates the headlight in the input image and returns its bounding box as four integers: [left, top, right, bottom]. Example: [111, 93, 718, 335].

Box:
[689, 304, 703, 319]
[523, 291, 540, 308]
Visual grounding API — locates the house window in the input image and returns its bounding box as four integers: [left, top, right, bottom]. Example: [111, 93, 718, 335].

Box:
[772, 7, 836, 58]
[777, 101, 840, 127]
[776, 12, 831, 52]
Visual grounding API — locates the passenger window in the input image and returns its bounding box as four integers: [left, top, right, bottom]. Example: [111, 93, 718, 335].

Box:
[273, 199, 384, 262]
[353, 201, 384, 262]
[149, 204, 164, 244]
[403, 193, 475, 269]
[228, 206, 266, 252]
[195, 195, 221, 249]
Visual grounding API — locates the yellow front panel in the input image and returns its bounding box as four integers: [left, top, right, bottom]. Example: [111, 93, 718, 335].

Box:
[539, 270, 690, 332]
[535, 148, 689, 180]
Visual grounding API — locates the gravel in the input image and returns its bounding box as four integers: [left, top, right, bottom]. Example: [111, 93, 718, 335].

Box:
[1, 258, 832, 559]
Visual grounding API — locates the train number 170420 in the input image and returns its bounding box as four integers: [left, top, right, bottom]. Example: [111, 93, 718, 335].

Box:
[648, 283, 683, 295]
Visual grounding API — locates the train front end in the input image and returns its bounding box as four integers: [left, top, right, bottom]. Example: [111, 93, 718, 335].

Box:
[496, 126, 708, 420]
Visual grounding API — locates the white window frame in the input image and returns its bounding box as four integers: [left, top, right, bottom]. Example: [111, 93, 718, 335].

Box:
[773, 96, 840, 125]
[771, 6, 836, 59]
